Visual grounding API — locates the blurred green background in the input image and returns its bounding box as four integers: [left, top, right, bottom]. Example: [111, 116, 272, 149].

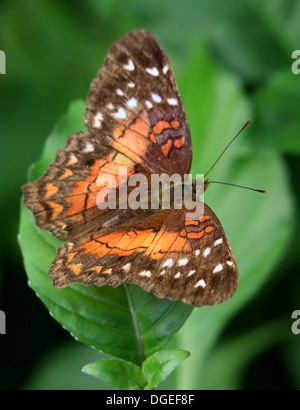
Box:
[1, 0, 300, 390]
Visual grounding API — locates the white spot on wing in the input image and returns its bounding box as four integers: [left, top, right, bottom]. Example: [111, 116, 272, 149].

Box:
[83, 142, 94, 153]
[195, 249, 200, 256]
[124, 59, 135, 71]
[226, 261, 233, 266]
[68, 153, 78, 165]
[116, 88, 124, 96]
[139, 270, 151, 277]
[93, 112, 103, 128]
[178, 258, 189, 266]
[127, 97, 137, 108]
[58, 221, 67, 229]
[122, 263, 131, 272]
[195, 279, 206, 288]
[107, 103, 114, 110]
[67, 242, 74, 251]
[214, 238, 223, 247]
[174, 272, 181, 279]
[114, 107, 126, 119]
[213, 264, 223, 274]
[145, 100, 153, 109]
[167, 98, 178, 106]
[162, 258, 173, 268]
[203, 248, 211, 257]
[160, 270, 166, 276]
[163, 65, 169, 75]
[128, 82, 135, 88]
[146, 67, 159, 76]
[151, 93, 162, 103]
[187, 270, 195, 277]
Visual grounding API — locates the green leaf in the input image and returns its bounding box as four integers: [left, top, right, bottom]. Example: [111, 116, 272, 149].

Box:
[142, 349, 190, 390]
[19, 101, 193, 373]
[83, 358, 146, 390]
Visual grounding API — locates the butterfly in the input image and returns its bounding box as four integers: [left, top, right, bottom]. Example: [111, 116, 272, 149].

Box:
[22, 29, 238, 307]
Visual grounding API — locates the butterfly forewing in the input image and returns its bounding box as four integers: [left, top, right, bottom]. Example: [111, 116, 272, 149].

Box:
[85, 29, 192, 176]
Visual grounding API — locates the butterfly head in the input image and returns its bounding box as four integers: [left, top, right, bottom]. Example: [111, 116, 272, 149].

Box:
[190, 178, 210, 200]
[204, 179, 210, 192]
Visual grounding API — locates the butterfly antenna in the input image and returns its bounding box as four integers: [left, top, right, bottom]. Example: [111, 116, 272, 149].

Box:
[208, 181, 266, 193]
[204, 119, 251, 178]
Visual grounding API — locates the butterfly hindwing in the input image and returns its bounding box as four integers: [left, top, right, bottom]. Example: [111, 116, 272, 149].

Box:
[49, 204, 237, 307]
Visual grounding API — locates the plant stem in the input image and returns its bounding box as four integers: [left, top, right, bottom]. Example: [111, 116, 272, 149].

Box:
[124, 284, 146, 363]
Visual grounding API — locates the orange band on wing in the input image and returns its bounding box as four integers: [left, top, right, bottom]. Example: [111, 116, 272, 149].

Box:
[47, 201, 63, 220]
[66, 252, 77, 264]
[79, 240, 104, 254]
[185, 219, 198, 226]
[112, 141, 143, 165]
[45, 183, 58, 199]
[126, 229, 155, 250]
[153, 120, 171, 134]
[187, 230, 204, 239]
[68, 263, 82, 275]
[152, 231, 178, 256]
[161, 139, 172, 156]
[174, 137, 184, 148]
[88, 266, 102, 273]
[171, 120, 180, 128]
[65, 195, 85, 216]
[150, 133, 157, 143]
[99, 232, 123, 244]
[168, 236, 186, 252]
[59, 168, 73, 180]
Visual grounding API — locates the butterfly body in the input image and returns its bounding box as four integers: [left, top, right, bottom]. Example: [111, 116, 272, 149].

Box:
[22, 30, 238, 307]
